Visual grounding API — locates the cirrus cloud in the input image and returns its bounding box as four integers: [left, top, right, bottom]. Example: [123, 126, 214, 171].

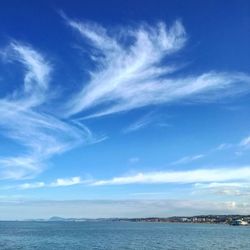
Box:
[91, 166, 250, 186]
[0, 42, 99, 180]
[63, 17, 250, 119]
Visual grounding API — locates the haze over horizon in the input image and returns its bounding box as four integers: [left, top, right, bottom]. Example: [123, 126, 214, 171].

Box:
[0, 0, 250, 219]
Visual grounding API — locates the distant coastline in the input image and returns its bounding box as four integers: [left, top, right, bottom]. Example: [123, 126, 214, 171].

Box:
[3, 215, 250, 226]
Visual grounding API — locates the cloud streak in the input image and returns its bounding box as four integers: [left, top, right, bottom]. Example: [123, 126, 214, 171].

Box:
[170, 154, 205, 165]
[6, 176, 89, 190]
[91, 166, 250, 186]
[50, 176, 83, 187]
[0, 42, 97, 179]
[64, 18, 250, 119]
[239, 136, 250, 148]
[123, 112, 161, 133]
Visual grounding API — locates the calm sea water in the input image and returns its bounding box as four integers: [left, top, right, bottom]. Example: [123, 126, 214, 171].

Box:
[0, 221, 249, 249]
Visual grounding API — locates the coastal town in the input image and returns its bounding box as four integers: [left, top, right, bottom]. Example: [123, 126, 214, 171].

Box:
[115, 215, 250, 225]
[38, 215, 250, 226]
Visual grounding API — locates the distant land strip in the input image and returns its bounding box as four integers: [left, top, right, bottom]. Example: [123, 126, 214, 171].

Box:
[3, 215, 250, 226]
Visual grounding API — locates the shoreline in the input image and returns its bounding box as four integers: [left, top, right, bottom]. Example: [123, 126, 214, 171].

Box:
[1, 214, 250, 226]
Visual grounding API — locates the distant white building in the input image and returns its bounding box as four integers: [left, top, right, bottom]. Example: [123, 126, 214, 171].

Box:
[231, 219, 248, 226]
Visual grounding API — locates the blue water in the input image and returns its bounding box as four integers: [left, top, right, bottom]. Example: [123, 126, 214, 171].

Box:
[0, 221, 249, 249]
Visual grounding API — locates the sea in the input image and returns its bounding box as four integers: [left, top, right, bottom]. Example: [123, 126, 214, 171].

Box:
[0, 221, 249, 249]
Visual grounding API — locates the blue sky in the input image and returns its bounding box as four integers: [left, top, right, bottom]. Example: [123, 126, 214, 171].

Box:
[0, 0, 250, 219]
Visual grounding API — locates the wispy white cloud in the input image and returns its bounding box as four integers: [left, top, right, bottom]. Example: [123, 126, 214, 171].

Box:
[91, 166, 250, 186]
[2, 42, 51, 107]
[6, 176, 90, 190]
[239, 136, 250, 148]
[195, 182, 250, 189]
[175, 135, 250, 166]
[168, 135, 250, 168]
[170, 154, 204, 165]
[0, 42, 98, 180]
[123, 112, 157, 133]
[19, 182, 46, 190]
[215, 136, 250, 152]
[215, 143, 233, 151]
[214, 135, 250, 158]
[63, 18, 250, 118]
[13, 166, 250, 190]
[50, 176, 82, 187]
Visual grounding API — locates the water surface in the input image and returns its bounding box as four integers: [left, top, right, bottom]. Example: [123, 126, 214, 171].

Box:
[0, 221, 249, 249]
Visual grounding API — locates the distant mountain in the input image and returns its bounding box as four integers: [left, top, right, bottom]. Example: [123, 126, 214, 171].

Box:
[49, 216, 67, 221]
[49, 216, 91, 222]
